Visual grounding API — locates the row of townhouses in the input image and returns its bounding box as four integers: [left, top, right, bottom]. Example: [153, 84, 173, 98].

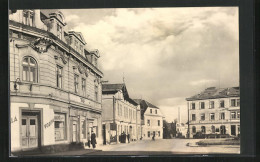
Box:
[186, 87, 240, 138]
[9, 9, 164, 153]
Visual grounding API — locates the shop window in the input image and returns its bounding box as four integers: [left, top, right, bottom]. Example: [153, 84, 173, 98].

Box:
[56, 65, 63, 88]
[22, 57, 38, 82]
[55, 113, 66, 141]
[74, 74, 79, 93]
[220, 100, 225, 108]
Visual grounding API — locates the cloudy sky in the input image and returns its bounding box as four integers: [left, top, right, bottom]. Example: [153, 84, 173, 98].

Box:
[61, 7, 239, 123]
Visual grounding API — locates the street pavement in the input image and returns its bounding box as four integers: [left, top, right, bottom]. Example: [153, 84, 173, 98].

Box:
[85, 138, 240, 155]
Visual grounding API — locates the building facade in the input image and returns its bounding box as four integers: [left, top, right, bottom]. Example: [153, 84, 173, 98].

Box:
[9, 9, 103, 152]
[101, 83, 140, 144]
[133, 99, 164, 140]
[186, 87, 240, 138]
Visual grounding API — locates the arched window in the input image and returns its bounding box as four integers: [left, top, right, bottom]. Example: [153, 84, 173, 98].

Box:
[22, 57, 37, 82]
[192, 126, 196, 133]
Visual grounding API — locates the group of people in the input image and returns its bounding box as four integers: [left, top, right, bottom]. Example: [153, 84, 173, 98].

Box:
[119, 131, 131, 143]
[86, 131, 97, 149]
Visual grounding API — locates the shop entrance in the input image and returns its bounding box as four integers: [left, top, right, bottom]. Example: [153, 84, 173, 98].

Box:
[231, 125, 236, 136]
[21, 111, 41, 149]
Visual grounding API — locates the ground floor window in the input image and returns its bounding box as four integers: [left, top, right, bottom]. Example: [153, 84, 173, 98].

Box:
[158, 131, 160, 137]
[54, 113, 66, 141]
[201, 126, 206, 134]
[148, 131, 150, 137]
[211, 125, 215, 133]
[81, 119, 86, 139]
[192, 126, 196, 133]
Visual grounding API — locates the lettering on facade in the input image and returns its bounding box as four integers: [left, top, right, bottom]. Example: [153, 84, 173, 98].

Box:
[10, 116, 17, 124]
[44, 118, 54, 129]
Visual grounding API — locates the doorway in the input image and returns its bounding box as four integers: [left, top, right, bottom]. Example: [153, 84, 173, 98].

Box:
[231, 125, 236, 136]
[220, 125, 226, 134]
[102, 124, 106, 145]
[21, 111, 41, 149]
[72, 122, 78, 142]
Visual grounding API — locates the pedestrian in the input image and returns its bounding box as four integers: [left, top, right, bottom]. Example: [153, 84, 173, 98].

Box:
[87, 132, 91, 148]
[122, 131, 126, 143]
[91, 131, 97, 149]
[127, 133, 130, 143]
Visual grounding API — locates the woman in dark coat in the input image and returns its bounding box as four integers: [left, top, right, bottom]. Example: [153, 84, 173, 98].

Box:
[91, 131, 97, 148]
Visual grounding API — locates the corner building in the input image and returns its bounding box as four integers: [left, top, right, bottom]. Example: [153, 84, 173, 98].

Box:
[186, 87, 240, 138]
[9, 10, 103, 152]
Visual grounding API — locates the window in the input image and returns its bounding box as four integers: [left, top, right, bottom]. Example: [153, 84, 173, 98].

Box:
[56, 65, 63, 88]
[201, 114, 205, 121]
[23, 10, 34, 26]
[216, 128, 219, 132]
[231, 99, 236, 107]
[74, 74, 79, 93]
[210, 113, 215, 120]
[81, 119, 86, 139]
[55, 113, 66, 141]
[147, 120, 150, 126]
[192, 114, 196, 121]
[200, 102, 205, 109]
[192, 126, 196, 133]
[201, 126, 206, 133]
[155, 110, 157, 114]
[238, 125, 240, 134]
[211, 126, 215, 133]
[95, 85, 98, 101]
[148, 131, 150, 137]
[117, 103, 120, 116]
[150, 109, 152, 114]
[237, 99, 240, 106]
[191, 103, 195, 109]
[220, 100, 225, 108]
[231, 112, 236, 119]
[158, 131, 160, 137]
[82, 78, 86, 96]
[237, 112, 240, 119]
[220, 112, 225, 120]
[57, 23, 62, 39]
[209, 101, 214, 109]
[22, 57, 37, 82]
[158, 120, 160, 126]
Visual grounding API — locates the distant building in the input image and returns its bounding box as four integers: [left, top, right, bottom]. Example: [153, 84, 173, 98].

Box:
[9, 10, 103, 153]
[102, 83, 140, 144]
[186, 87, 240, 138]
[133, 99, 164, 140]
[176, 123, 188, 138]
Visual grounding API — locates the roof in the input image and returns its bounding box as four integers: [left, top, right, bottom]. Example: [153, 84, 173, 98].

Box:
[133, 99, 160, 120]
[68, 31, 86, 45]
[186, 87, 240, 101]
[40, 9, 59, 18]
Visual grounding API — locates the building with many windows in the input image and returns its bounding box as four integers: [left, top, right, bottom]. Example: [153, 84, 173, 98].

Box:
[101, 83, 141, 144]
[133, 99, 164, 140]
[9, 9, 103, 153]
[186, 87, 240, 138]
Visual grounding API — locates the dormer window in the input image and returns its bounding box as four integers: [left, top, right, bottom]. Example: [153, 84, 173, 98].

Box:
[23, 10, 34, 26]
[57, 23, 62, 39]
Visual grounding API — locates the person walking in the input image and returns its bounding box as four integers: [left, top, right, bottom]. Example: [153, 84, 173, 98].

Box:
[87, 132, 91, 148]
[91, 131, 97, 149]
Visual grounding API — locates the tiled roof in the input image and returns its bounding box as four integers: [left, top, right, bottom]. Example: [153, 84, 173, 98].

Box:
[102, 83, 125, 92]
[133, 99, 160, 120]
[186, 87, 240, 101]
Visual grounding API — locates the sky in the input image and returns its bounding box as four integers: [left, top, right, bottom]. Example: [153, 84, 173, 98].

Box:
[61, 7, 239, 123]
